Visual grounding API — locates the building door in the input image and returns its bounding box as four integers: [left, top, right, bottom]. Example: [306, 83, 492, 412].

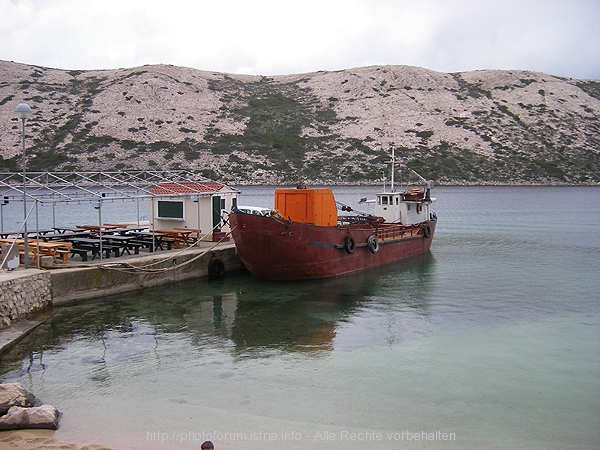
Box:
[212, 195, 221, 232]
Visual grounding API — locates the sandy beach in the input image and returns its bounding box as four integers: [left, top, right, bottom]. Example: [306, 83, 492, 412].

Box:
[0, 430, 112, 450]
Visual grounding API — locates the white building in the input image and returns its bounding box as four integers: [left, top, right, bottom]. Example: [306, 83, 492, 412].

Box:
[149, 181, 239, 240]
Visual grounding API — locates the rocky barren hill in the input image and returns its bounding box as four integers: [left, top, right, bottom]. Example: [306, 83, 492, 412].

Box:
[1, 60, 599, 184]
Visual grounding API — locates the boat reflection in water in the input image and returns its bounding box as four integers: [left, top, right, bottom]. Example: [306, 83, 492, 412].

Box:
[0, 254, 436, 450]
[0, 252, 436, 374]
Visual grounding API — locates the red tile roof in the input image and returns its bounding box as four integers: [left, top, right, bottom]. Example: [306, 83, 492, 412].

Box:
[149, 182, 227, 195]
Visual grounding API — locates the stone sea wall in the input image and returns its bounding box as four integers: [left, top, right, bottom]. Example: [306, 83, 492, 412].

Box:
[50, 244, 240, 305]
[0, 271, 52, 328]
[0, 244, 240, 329]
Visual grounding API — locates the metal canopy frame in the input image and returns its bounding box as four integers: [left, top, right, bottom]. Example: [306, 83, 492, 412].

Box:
[0, 170, 238, 205]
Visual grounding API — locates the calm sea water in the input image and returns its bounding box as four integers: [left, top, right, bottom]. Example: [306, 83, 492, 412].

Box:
[1, 186, 599, 449]
[0, 194, 150, 233]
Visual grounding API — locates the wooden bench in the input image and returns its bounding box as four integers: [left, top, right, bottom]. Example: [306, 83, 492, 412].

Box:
[135, 237, 174, 251]
[154, 229, 198, 248]
[69, 247, 90, 262]
[99, 244, 121, 258]
[18, 240, 73, 265]
[56, 249, 71, 264]
[121, 241, 142, 255]
[74, 243, 120, 259]
[172, 228, 200, 246]
[129, 239, 155, 251]
[161, 237, 175, 250]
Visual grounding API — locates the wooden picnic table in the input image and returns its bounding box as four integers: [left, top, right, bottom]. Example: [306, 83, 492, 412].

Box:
[53, 226, 85, 234]
[154, 228, 199, 248]
[30, 241, 73, 264]
[75, 224, 127, 235]
[77, 224, 120, 230]
[41, 231, 91, 241]
[66, 237, 121, 259]
[173, 228, 200, 245]
[101, 235, 142, 255]
[0, 229, 54, 238]
[102, 223, 129, 228]
[113, 227, 148, 235]
[1, 238, 72, 264]
[128, 231, 172, 251]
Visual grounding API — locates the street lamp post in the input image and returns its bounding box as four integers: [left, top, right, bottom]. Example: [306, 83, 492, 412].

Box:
[15, 103, 32, 268]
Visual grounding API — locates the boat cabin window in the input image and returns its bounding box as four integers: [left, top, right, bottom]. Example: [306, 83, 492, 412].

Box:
[378, 195, 398, 205]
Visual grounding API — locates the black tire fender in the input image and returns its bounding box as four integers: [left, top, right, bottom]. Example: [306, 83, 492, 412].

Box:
[422, 223, 431, 239]
[208, 258, 225, 279]
[367, 235, 379, 254]
[344, 235, 356, 254]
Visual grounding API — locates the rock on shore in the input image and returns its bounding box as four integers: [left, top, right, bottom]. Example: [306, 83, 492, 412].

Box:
[0, 384, 36, 415]
[0, 405, 59, 431]
[0, 383, 58, 431]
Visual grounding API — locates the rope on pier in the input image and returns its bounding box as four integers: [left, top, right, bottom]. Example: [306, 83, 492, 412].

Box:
[91, 224, 236, 274]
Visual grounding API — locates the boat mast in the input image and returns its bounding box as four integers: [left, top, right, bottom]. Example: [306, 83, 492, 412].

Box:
[390, 146, 395, 192]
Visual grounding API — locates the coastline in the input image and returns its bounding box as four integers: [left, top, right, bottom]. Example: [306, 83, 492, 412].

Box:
[0, 241, 240, 349]
[0, 429, 112, 449]
[231, 181, 600, 186]
[0, 243, 240, 450]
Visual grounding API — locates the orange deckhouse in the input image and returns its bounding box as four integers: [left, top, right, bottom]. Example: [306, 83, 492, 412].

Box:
[274, 187, 337, 227]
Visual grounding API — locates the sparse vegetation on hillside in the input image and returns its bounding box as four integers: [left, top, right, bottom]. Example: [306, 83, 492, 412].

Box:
[0, 61, 598, 184]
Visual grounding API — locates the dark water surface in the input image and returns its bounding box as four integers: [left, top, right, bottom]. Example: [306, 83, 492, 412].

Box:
[1, 186, 599, 449]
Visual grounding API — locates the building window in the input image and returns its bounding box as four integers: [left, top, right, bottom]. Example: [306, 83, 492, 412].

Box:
[157, 200, 184, 219]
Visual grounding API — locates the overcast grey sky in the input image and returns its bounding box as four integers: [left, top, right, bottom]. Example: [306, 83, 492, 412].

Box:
[1, 0, 599, 79]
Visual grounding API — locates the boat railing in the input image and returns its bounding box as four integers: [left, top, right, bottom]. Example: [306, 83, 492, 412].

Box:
[375, 223, 420, 241]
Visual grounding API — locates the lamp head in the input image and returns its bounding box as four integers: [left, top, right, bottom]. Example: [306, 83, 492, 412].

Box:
[15, 103, 32, 120]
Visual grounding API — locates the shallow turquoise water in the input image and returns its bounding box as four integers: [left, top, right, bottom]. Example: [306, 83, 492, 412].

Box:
[1, 186, 599, 449]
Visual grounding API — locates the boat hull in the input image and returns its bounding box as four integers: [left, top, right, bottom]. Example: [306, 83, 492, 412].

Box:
[229, 212, 436, 280]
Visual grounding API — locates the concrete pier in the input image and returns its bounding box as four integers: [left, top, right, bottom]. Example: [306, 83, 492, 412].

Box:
[0, 241, 241, 353]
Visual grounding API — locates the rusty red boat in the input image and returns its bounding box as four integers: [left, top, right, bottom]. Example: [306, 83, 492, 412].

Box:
[228, 169, 437, 280]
